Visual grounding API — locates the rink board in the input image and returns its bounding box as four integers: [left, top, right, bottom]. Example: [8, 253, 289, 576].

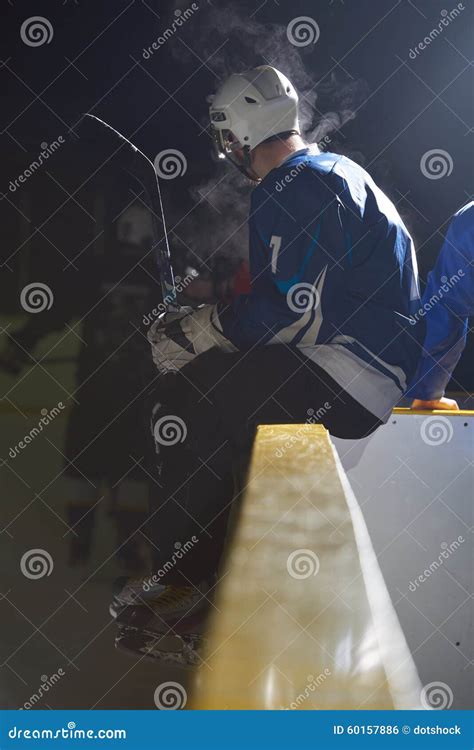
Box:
[191, 424, 422, 710]
[332, 409, 473, 709]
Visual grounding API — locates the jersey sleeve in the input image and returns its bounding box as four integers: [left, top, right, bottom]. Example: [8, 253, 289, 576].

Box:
[407, 208, 474, 400]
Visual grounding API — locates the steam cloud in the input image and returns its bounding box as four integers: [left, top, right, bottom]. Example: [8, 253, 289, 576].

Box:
[166, 1, 369, 264]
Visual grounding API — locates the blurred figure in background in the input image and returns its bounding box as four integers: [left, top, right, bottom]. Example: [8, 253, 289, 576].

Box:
[408, 202, 474, 410]
[1, 186, 249, 574]
[2, 192, 157, 573]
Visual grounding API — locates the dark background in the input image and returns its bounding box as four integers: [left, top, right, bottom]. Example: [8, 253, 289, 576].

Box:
[0, 0, 472, 712]
[1, 0, 472, 387]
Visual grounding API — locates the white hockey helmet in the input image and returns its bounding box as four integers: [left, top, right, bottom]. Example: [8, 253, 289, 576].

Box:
[209, 66, 300, 162]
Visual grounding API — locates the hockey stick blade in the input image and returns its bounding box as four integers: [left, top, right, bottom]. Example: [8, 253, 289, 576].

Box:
[77, 114, 178, 310]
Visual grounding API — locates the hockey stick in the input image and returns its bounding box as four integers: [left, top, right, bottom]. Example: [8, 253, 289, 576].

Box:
[77, 114, 178, 311]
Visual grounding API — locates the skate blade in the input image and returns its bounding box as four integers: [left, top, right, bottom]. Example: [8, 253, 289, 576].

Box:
[115, 627, 203, 668]
[116, 604, 207, 636]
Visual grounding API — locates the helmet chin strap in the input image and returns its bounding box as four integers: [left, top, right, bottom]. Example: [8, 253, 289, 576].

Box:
[225, 146, 260, 182]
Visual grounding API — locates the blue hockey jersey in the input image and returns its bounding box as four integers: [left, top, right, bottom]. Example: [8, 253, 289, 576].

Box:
[406, 202, 474, 400]
[219, 148, 424, 421]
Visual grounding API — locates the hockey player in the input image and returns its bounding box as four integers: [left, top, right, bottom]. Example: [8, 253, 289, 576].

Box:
[408, 201, 474, 410]
[112, 66, 424, 629]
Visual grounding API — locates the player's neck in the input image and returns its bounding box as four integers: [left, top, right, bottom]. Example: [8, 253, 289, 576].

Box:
[253, 135, 309, 180]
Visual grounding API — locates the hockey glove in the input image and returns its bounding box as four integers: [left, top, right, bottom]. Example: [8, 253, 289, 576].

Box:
[147, 304, 236, 374]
